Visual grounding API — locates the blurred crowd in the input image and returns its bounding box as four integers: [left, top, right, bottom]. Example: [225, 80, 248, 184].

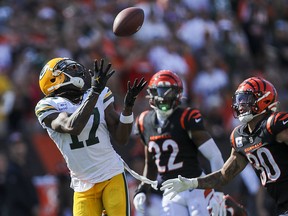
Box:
[0, 0, 288, 215]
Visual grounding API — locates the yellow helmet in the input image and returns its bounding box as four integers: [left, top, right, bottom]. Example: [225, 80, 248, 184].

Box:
[39, 57, 87, 96]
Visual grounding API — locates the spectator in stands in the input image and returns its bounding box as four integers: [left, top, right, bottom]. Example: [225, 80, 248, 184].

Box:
[5, 132, 39, 216]
[0, 151, 8, 216]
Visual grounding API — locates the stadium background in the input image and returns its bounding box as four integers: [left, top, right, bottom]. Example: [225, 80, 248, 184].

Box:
[0, 0, 287, 215]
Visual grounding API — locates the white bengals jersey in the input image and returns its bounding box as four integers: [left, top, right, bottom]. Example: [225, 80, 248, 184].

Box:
[35, 87, 124, 192]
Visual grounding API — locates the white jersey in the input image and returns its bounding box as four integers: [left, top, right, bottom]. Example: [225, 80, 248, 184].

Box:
[35, 87, 124, 192]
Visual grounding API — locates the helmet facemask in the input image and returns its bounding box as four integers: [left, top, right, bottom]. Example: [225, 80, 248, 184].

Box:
[147, 70, 183, 120]
[232, 90, 278, 123]
[50, 59, 91, 100]
[148, 86, 180, 119]
[54, 59, 87, 90]
[232, 91, 257, 123]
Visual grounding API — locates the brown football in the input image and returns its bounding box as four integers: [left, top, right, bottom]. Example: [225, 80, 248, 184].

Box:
[113, 7, 144, 37]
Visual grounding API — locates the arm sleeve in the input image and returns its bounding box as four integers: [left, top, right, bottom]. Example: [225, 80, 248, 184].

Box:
[198, 138, 224, 172]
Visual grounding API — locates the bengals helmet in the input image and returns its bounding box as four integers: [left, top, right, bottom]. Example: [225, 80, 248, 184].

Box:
[39, 58, 91, 96]
[232, 77, 278, 123]
[147, 70, 183, 116]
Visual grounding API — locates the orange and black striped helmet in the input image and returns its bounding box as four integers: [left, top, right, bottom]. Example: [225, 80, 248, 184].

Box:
[147, 70, 183, 112]
[232, 77, 278, 122]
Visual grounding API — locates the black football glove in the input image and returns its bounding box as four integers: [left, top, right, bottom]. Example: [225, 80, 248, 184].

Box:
[124, 77, 147, 108]
[91, 59, 115, 94]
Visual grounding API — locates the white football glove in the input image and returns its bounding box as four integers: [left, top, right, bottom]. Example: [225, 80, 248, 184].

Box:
[133, 192, 146, 213]
[207, 192, 226, 216]
[160, 175, 198, 199]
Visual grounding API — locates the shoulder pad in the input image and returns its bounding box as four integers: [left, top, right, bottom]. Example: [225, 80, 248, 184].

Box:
[180, 107, 202, 130]
[266, 112, 288, 135]
[35, 100, 57, 118]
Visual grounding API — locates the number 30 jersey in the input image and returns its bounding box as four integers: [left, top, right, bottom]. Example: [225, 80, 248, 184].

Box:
[230, 112, 288, 211]
[35, 87, 124, 191]
[136, 107, 206, 183]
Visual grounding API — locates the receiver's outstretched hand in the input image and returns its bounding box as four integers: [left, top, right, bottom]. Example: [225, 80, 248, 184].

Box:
[91, 59, 115, 94]
[124, 77, 147, 108]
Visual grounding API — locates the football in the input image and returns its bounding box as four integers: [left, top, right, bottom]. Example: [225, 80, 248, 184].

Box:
[113, 7, 144, 37]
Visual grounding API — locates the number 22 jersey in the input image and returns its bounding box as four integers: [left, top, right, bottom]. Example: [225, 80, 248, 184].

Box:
[135, 107, 206, 183]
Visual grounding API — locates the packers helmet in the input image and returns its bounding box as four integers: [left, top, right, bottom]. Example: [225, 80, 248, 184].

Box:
[39, 58, 89, 96]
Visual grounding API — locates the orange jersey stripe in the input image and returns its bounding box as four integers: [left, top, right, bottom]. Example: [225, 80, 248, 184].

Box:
[230, 125, 241, 148]
[180, 108, 191, 130]
[138, 110, 149, 134]
[273, 113, 282, 125]
[204, 189, 213, 198]
[279, 113, 288, 121]
[266, 114, 274, 134]
[188, 109, 201, 120]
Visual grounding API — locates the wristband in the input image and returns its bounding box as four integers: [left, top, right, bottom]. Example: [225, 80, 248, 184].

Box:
[120, 113, 134, 124]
